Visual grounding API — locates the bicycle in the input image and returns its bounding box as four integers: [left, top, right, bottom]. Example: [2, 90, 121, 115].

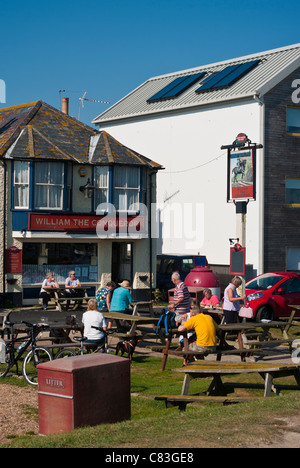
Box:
[55, 326, 109, 359]
[0, 321, 53, 385]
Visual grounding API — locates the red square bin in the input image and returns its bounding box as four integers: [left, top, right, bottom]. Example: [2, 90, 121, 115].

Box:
[38, 354, 130, 436]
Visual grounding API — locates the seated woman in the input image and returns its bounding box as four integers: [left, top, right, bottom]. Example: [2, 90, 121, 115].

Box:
[82, 299, 107, 350]
[40, 272, 59, 310]
[200, 288, 220, 307]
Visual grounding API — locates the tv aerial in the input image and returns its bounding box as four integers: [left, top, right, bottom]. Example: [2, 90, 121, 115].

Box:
[78, 91, 110, 120]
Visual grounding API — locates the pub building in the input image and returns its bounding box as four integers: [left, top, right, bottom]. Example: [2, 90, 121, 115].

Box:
[0, 99, 162, 306]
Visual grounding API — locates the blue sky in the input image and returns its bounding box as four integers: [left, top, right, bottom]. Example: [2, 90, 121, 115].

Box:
[1, 0, 300, 127]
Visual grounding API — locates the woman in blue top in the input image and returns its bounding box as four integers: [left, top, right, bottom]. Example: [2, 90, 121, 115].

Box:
[109, 280, 133, 329]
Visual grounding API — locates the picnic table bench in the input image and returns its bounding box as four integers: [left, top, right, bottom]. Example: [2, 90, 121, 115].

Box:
[155, 394, 264, 410]
[155, 361, 300, 410]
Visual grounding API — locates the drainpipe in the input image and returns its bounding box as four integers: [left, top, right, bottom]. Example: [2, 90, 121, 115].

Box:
[253, 93, 265, 275]
[149, 171, 156, 298]
[0, 159, 6, 297]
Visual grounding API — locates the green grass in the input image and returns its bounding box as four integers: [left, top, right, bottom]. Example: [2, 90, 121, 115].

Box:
[2, 352, 300, 448]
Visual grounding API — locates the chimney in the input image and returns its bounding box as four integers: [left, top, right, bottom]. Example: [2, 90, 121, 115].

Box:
[62, 97, 69, 115]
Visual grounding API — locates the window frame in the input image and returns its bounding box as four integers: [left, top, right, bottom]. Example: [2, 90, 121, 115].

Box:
[34, 161, 65, 210]
[93, 165, 110, 212]
[13, 160, 30, 209]
[113, 166, 141, 214]
[285, 177, 300, 207]
[286, 106, 300, 136]
[12, 160, 71, 211]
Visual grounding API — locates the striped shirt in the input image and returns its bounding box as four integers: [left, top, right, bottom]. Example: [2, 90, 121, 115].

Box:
[174, 281, 190, 314]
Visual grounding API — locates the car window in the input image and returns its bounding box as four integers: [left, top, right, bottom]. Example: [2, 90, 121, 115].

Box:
[161, 259, 179, 275]
[246, 274, 285, 290]
[181, 258, 194, 273]
[282, 277, 300, 293]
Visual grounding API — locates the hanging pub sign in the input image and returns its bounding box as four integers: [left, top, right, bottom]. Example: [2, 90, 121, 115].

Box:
[228, 147, 256, 201]
[222, 133, 260, 203]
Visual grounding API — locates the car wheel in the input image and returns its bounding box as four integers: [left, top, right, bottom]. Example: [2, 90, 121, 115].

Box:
[255, 306, 274, 322]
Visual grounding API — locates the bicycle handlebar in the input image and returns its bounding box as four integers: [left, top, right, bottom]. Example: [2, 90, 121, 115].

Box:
[91, 325, 105, 332]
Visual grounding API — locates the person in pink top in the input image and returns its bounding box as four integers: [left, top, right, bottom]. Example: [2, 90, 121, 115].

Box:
[200, 288, 220, 307]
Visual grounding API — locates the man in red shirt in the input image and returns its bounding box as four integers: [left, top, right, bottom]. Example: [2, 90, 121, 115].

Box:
[169, 272, 190, 322]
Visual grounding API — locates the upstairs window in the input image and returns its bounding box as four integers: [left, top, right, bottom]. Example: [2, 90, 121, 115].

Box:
[287, 106, 300, 135]
[94, 166, 109, 210]
[286, 178, 300, 205]
[14, 161, 29, 208]
[113, 166, 140, 212]
[34, 162, 64, 209]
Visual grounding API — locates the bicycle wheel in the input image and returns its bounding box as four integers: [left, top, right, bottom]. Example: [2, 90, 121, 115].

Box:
[22, 347, 52, 385]
[55, 348, 77, 359]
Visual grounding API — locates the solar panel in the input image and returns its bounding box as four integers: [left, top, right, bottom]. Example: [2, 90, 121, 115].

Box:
[195, 60, 260, 93]
[147, 72, 206, 103]
[196, 65, 240, 92]
[216, 60, 260, 88]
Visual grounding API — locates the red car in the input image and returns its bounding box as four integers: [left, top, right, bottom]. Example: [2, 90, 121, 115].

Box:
[245, 272, 300, 321]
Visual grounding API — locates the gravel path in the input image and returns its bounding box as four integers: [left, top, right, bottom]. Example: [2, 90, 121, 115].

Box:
[0, 384, 38, 444]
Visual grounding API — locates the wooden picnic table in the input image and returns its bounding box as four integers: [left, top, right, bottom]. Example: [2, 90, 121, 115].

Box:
[158, 315, 297, 370]
[174, 361, 300, 398]
[219, 316, 297, 361]
[200, 306, 224, 323]
[102, 311, 159, 335]
[289, 304, 300, 320]
[49, 287, 92, 312]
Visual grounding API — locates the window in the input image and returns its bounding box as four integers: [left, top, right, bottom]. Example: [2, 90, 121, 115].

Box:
[22, 242, 98, 284]
[94, 166, 109, 210]
[287, 106, 300, 134]
[181, 258, 194, 273]
[286, 178, 300, 205]
[114, 166, 140, 212]
[34, 162, 64, 209]
[246, 273, 285, 290]
[282, 277, 300, 293]
[14, 161, 29, 208]
[286, 248, 300, 271]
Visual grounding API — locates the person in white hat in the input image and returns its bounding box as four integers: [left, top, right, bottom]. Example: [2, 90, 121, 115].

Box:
[108, 279, 133, 328]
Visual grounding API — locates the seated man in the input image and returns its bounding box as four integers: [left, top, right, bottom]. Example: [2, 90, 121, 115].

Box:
[178, 306, 218, 356]
[64, 270, 84, 309]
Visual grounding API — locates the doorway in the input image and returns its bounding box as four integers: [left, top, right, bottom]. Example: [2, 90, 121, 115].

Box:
[111, 242, 133, 285]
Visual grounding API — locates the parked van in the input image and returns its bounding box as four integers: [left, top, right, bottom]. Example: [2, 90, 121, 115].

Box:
[156, 254, 208, 299]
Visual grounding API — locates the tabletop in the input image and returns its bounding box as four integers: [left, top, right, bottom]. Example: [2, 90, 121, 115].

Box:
[174, 361, 300, 374]
[103, 311, 159, 335]
[219, 321, 291, 332]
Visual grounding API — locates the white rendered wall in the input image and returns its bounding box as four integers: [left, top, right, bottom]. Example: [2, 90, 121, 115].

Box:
[98, 100, 262, 271]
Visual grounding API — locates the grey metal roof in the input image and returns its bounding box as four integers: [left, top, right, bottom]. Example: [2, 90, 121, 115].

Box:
[93, 43, 300, 125]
